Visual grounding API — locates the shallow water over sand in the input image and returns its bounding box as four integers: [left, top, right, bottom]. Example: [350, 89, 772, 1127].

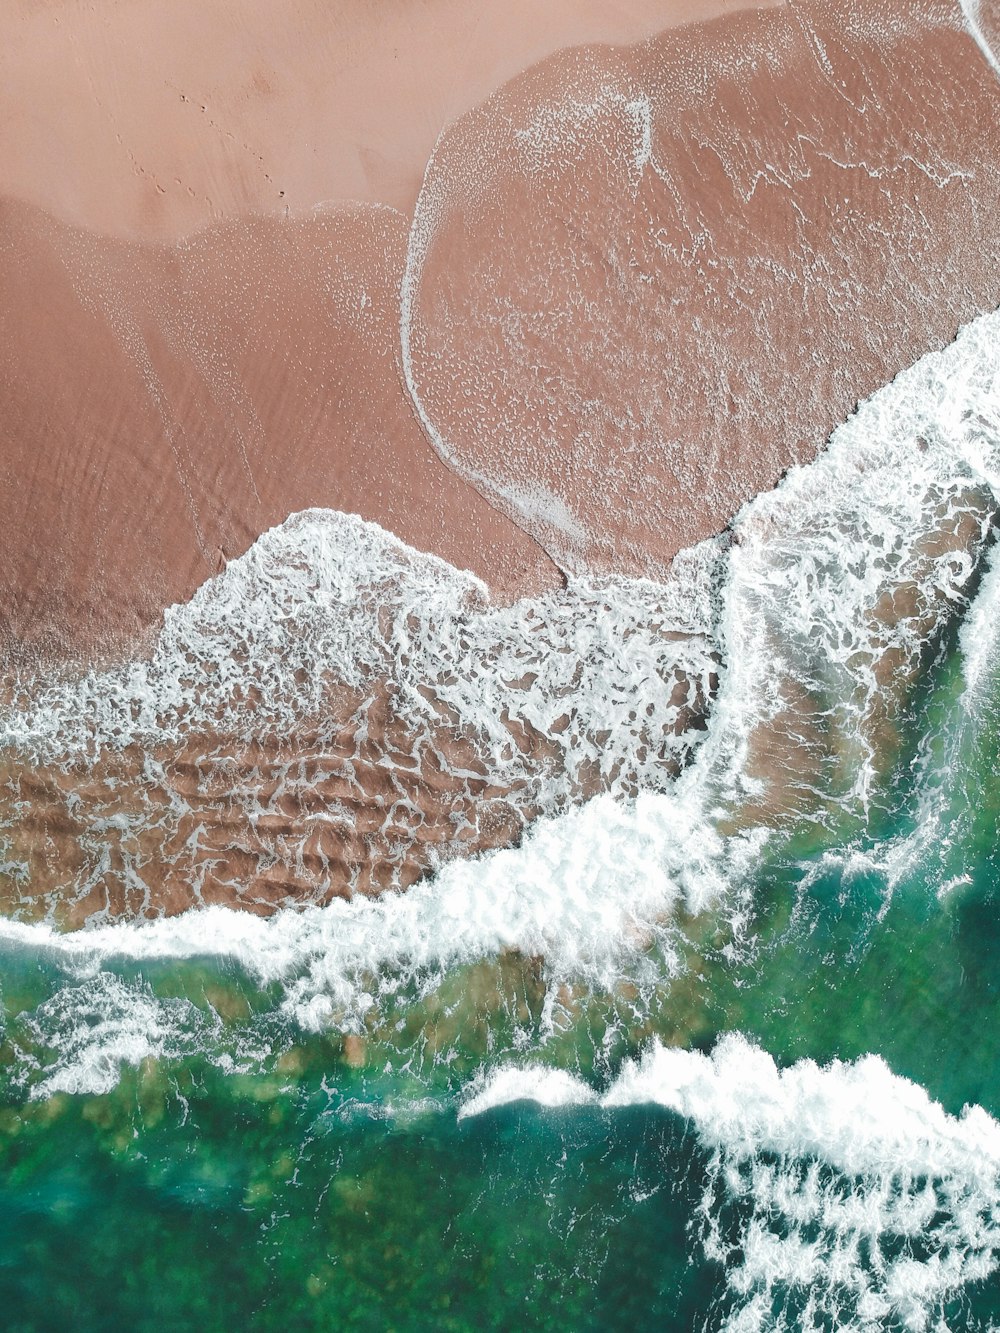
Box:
[2, 312, 1000, 1328]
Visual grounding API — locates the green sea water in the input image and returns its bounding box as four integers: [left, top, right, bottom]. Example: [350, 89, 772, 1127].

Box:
[2, 583, 1000, 1333]
[6, 308, 1000, 1332]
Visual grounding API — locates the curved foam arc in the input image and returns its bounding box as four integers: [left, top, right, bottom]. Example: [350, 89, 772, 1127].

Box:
[1, 302, 1000, 927]
[398, 0, 1000, 594]
[0, 505, 719, 917]
[463, 1033, 1000, 1331]
[396, 24, 797, 563]
[664, 302, 1000, 835]
[959, 0, 1000, 76]
[399, 119, 550, 546]
[399, 58, 653, 566]
[0, 302, 994, 1130]
[398, 26, 725, 565]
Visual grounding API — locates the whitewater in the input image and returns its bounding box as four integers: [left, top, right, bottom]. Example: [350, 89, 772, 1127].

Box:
[3, 307, 1000, 1330]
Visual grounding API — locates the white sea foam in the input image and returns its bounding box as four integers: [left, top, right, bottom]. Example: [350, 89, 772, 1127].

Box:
[604, 1035, 1000, 1178]
[959, 0, 1000, 79]
[3, 273, 1000, 1333]
[17, 972, 265, 1100]
[460, 1065, 596, 1119]
[0, 308, 999, 1030]
[463, 1034, 1000, 1332]
[960, 540, 1000, 701]
[1, 510, 716, 767]
[0, 784, 729, 1032]
[819, 523, 1000, 904]
[0, 503, 723, 919]
[696, 305, 1000, 824]
[616, 1036, 1000, 1333]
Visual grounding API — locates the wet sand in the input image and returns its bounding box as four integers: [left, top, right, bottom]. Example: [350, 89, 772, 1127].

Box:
[404, 0, 1000, 578]
[0, 0, 776, 672]
[0, 643, 713, 927]
[0, 197, 557, 671]
[2, 0, 1000, 919]
[2, 0, 998, 671]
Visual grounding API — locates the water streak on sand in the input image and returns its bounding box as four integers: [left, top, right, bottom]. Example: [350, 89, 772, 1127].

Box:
[3, 0, 1000, 668]
[402, 0, 1000, 582]
[5, 3, 1000, 1327]
[1, 306, 998, 999]
[3, 244, 1000, 1333]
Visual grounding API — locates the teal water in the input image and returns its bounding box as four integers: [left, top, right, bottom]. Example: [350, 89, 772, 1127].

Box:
[2, 584, 1000, 1333]
[5, 312, 1000, 1331]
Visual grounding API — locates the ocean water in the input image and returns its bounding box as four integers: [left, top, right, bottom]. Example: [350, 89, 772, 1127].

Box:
[2, 309, 1000, 1331]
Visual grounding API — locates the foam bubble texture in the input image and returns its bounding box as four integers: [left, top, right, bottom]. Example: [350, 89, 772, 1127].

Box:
[618, 1036, 1000, 1332]
[3, 510, 718, 762]
[14, 972, 269, 1100]
[690, 304, 1000, 835]
[2, 308, 1000, 1328]
[0, 513, 719, 919]
[464, 1034, 1000, 1332]
[0, 305, 997, 934]
[0, 783, 727, 1033]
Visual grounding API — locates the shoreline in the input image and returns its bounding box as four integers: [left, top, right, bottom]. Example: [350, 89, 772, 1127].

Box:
[2, 0, 999, 673]
[1, 0, 776, 243]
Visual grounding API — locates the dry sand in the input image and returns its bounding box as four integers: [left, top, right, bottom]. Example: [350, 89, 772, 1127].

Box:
[0, 0, 774, 671]
[1, 0, 998, 670]
[1, 0, 767, 241]
[0, 197, 557, 669]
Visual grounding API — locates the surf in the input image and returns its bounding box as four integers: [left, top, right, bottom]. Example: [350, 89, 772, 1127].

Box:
[2, 304, 1000, 1330]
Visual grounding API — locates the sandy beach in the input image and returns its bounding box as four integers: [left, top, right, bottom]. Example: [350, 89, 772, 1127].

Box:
[404, 0, 1000, 577]
[0, 197, 558, 670]
[6, 10, 1000, 1328]
[1, 0, 767, 240]
[1, 0, 1000, 915]
[1, 0, 998, 674]
[1, 0, 779, 671]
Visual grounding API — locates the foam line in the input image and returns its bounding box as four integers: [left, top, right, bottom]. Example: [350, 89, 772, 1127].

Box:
[0, 307, 999, 1017]
[0, 787, 726, 1031]
[464, 1034, 1000, 1331]
[958, 0, 1000, 78]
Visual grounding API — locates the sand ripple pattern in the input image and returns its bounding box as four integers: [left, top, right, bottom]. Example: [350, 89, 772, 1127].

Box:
[0, 516, 717, 924]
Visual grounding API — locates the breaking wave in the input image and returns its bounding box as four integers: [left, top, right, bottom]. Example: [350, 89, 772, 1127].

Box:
[2, 306, 1000, 1327]
[464, 1034, 1000, 1333]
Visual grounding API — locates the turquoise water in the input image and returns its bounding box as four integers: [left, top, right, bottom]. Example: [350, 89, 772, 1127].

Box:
[5, 313, 1000, 1330]
[3, 589, 1000, 1332]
